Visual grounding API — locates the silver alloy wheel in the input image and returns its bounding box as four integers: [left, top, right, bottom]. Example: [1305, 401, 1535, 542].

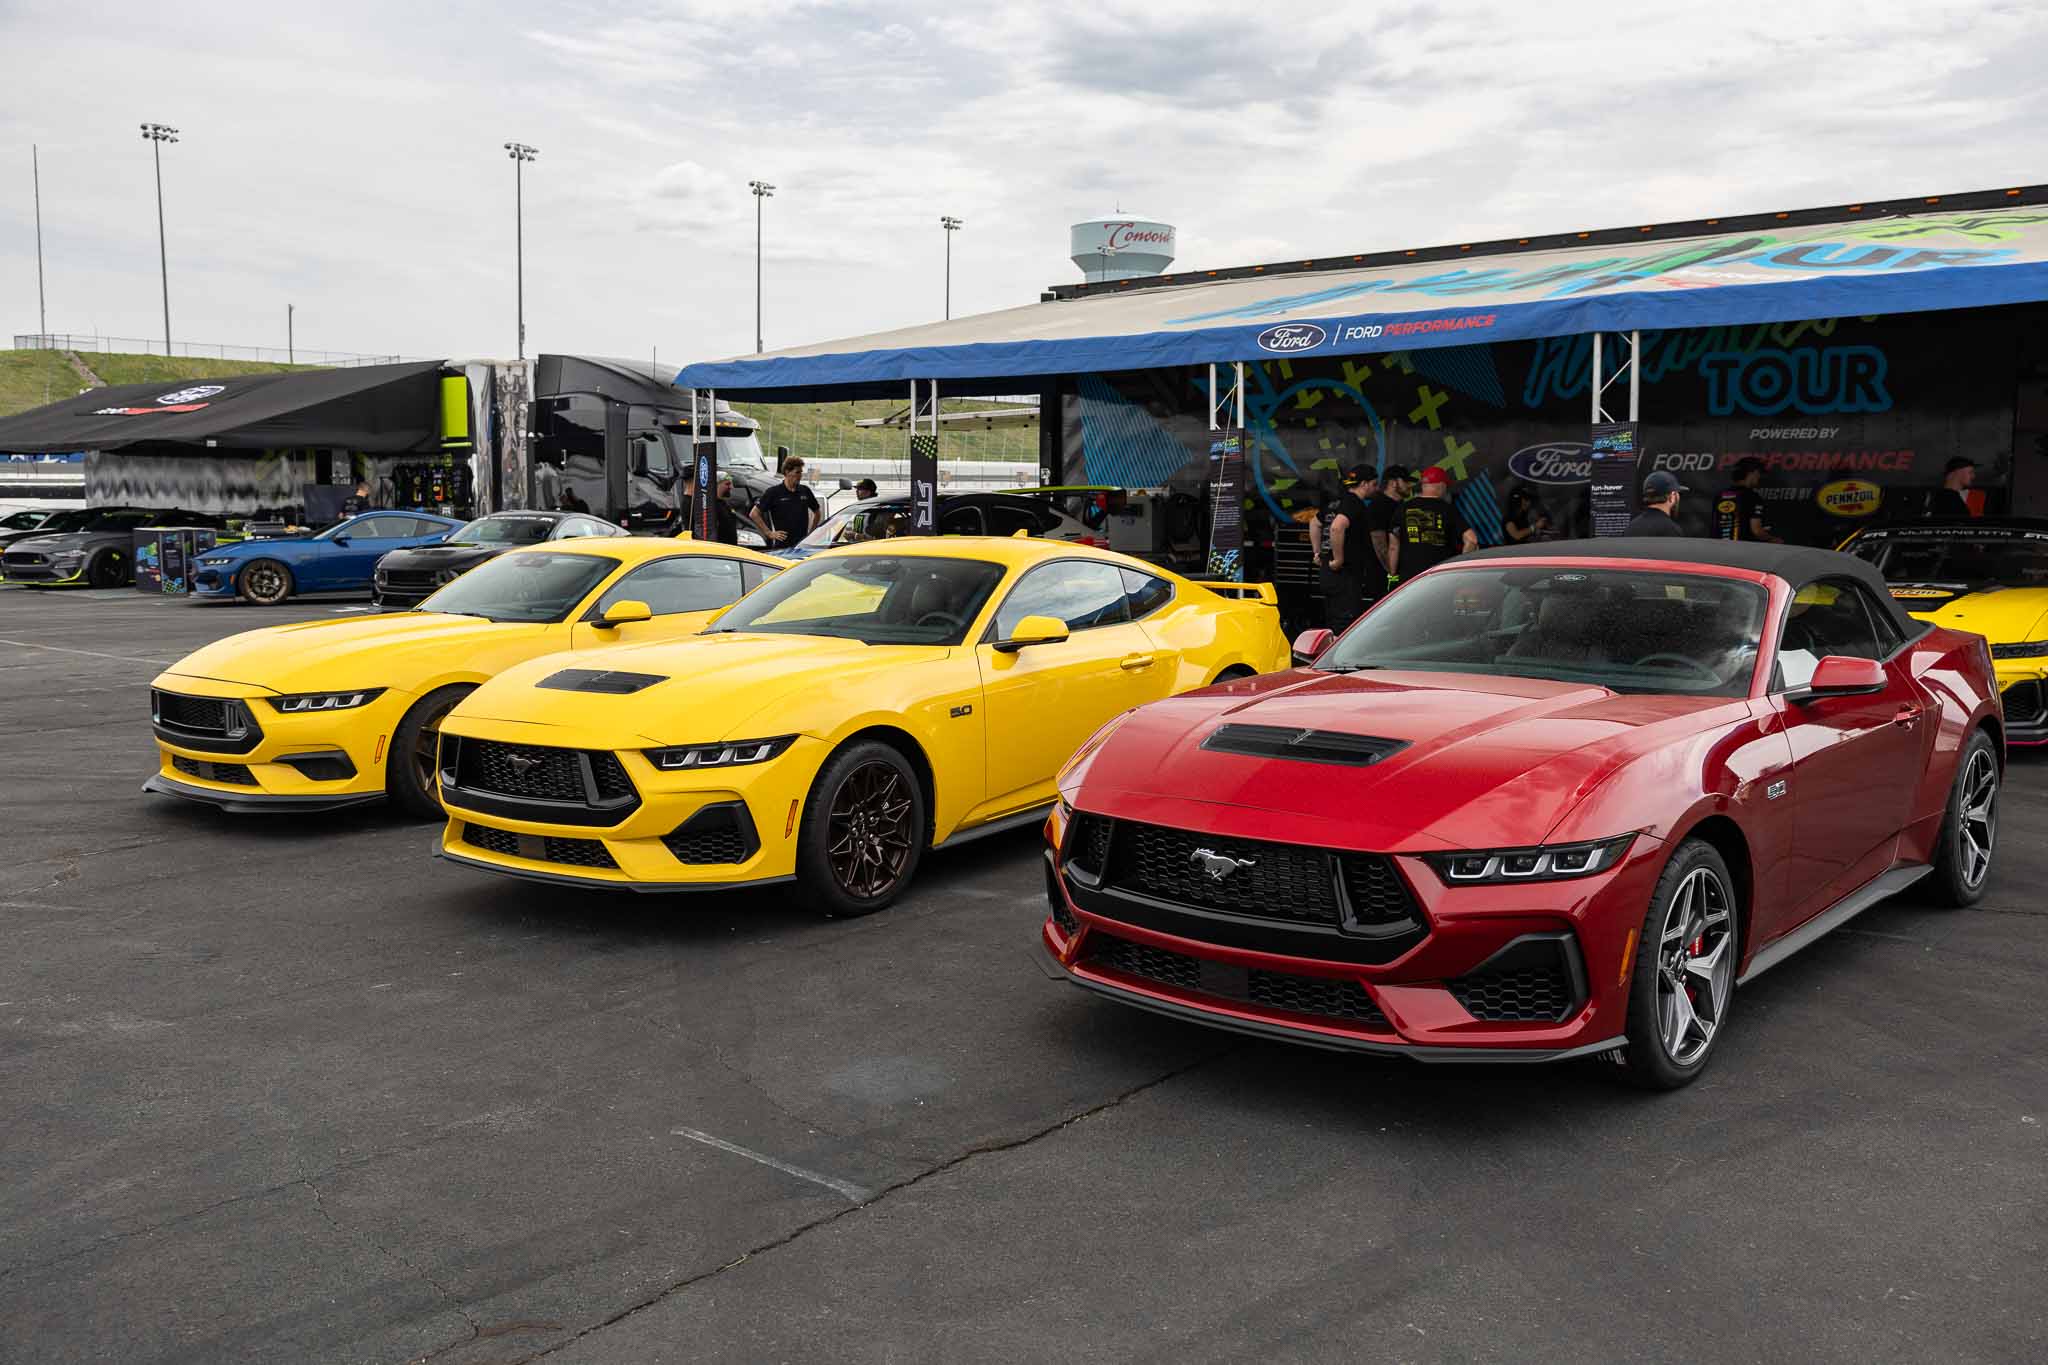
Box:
[244, 562, 287, 603]
[1656, 866, 1734, 1067]
[1958, 747, 1998, 890]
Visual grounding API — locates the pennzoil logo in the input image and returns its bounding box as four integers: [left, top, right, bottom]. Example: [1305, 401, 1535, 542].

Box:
[1816, 478, 1883, 518]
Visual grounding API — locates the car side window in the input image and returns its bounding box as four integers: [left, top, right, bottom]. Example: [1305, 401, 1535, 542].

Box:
[995, 561, 1131, 638]
[1121, 567, 1174, 620]
[553, 517, 603, 540]
[1777, 576, 1889, 689]
[353, 515, 414, 538]
[594, 556, 745, 618]
[984, 504, 1040, 537]
[740, 562, 777, 593]
[940, 505, 984, 535]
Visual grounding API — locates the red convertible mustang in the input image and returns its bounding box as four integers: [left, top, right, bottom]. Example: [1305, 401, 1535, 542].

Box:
[1043, 541, 2004, 1089]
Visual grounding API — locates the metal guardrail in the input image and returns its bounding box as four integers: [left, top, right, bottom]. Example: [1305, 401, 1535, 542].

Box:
[10, 334, 409, 367]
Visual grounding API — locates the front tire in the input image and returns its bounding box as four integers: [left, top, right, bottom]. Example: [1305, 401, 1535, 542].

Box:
[88, 551, 128, 588]
[794, 740, 926, 917]
[237, 558, 294, 605]
[387, 685, 474, 819]
[1619, 838, 1739, 1091]
[1926, 729, 1999, 907]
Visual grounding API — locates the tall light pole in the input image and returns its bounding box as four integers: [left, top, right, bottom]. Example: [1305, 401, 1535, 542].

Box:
[749, 179, 775, 353]
[140, 123, 179, 356]
[940, 215, 963, 319]
[32, 145, 47, 340]
[287, 303, 295, 364]
[504, 142, 539, 358]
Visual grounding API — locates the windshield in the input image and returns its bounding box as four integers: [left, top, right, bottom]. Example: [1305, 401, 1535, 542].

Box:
[83, 510, 152, 532]
[26, 509, 93, 534]
[795, 503, 913, 553]
[450, 515, 556, 545]
[717, 433, 768, 472]
[1319, 565, 1767, 697]
[1, 510, 52, 530]
[708, 554, 1005, 646]
[1849, 530, 2048, 588]
[419, 550, 619, 623]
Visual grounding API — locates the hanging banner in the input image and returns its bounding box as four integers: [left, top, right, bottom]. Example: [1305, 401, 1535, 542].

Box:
[1206, 428, 1247, 578]
[910, 431, 939, 533]
[1587, 421, 1639, 536]
[690, 439, 718, 540]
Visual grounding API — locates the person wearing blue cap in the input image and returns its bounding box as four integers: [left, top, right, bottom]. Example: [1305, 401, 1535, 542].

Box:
[1626, 471, 1687, 537]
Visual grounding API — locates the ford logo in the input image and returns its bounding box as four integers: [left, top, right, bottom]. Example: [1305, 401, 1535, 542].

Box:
[1505, 442, 1593, 486]
[1255, 323, 1327, 353]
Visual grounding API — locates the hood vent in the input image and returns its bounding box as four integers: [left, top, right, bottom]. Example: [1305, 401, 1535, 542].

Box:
[1200, 723, 1407, 766]
[536, 668, 668, 695]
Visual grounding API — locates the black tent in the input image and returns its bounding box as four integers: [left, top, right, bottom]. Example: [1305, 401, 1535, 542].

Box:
[0, 361, 447, 454]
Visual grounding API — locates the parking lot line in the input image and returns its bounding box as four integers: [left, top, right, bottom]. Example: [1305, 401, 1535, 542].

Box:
[671, 1126, 873, 1204]
[0, 637, 174, 666]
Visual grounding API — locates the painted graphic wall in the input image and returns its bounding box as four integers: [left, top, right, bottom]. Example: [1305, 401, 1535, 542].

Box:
[1066, 303, 2042, 546]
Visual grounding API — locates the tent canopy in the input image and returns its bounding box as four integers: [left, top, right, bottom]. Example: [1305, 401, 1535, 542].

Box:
[676, 191, 2048, 401]
[0, 361, 447, 454]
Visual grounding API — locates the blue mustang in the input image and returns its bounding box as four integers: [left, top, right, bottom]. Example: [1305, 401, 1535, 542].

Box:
[193, 511, 462, 604]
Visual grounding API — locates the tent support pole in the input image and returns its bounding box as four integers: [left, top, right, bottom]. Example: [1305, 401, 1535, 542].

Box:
[1208, 361, 1245, 432]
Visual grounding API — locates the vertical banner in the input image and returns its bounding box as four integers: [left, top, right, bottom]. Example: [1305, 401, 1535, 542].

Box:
[1588, 421, 1639, 536]
[690, 439, 718, 539]
[1206, 428, 1246, 579]
[910, 432, 939, 534]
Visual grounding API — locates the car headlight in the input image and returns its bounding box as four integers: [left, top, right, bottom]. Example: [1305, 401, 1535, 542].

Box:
[644, 735, 797, 770]
[1423, 834, 1637, 886]
[200, 556, 234, 565]
[265, 689, 386, 713]
[1991, 640, 2048, 660]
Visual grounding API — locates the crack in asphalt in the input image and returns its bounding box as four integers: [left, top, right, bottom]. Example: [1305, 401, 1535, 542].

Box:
[297, 1179, 482, 1363]
[512, 1048, 1233, 1363]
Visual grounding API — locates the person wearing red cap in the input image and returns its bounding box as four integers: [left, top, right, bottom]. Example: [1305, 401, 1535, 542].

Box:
[1397, 465, 1478, 580]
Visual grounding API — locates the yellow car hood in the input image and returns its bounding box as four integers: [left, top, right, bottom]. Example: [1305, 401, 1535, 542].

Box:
[158, 612, 559, 693]
[1890, 584, 2048, 643]
[449, 631, 954, 746]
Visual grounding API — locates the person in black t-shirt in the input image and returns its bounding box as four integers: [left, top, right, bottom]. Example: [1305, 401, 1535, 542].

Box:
[749, 455, 821, 547]
[1624, 471, 1686, 537]
[1929, 457, 1977, 518]
[1315, 463, 1378, 631]
[1397, 466, 1477, 578]
[1713, 457, 1779, 542]
[1363, 463, 1410, 593]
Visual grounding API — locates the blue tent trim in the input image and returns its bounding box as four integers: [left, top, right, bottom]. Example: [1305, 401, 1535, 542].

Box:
[675, 261, 2048, 397]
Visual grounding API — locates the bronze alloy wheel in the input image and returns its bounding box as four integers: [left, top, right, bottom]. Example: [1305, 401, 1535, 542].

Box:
[239, 559, 292, 605]
[825, 759, 918, 899]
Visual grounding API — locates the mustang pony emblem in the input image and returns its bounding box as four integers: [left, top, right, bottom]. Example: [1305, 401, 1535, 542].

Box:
[1189, 848, 1256, 882]
[505, 753, 542, 777]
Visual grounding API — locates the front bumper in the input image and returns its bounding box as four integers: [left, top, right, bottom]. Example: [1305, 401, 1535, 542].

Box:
[144, 673, 410, 808]
[1041, 801, 1659, 1060]
[1, 556, 89, 584]
[434, 724, 821, 891]
[191, 564, 242, 597]
[1995, 670, 2047, 746]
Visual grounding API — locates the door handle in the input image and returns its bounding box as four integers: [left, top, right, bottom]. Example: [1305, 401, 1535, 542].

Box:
[1894, 705, 1921, 728]
[1118, 654, 1155, 671]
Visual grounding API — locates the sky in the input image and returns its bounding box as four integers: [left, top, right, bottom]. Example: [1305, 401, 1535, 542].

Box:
[3, 0, 2047, 371]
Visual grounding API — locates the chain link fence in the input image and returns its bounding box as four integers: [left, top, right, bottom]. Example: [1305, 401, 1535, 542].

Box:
[10, 333, 409, 367]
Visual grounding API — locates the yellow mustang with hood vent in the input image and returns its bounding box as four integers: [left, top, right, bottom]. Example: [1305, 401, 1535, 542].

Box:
[434, 537, 1289, 914]
[1840, 517, 2048, 747]
[145, 538, 784, 816]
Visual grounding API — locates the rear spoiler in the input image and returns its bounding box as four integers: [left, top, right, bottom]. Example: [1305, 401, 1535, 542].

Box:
[1194, 580, 1279, 605]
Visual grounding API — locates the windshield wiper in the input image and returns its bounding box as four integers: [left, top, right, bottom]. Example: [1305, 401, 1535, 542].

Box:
[1317, 663, 1381, 673]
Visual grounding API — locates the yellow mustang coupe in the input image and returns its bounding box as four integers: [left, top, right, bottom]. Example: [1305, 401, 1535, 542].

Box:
[434, 537, 1289, 914]
[1841, 517, 2048, 747]
[145, 538, 784, 816]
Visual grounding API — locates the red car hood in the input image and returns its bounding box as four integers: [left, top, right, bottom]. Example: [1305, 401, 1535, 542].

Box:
[1065, 668, 1749, 851]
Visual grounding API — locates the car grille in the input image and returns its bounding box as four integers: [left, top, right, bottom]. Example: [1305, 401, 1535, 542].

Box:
[1448, 962, 1574, 1022]
[1087, 931, 1389, 1029]
[1067, 812, 1114, 878]
[456, 740, 635, 804]
[2002, 679, 2045, 731]
[152, 689, 262, 753]
[171, 754, 257, 786]
[1099, 819, 1419, 932]
[663, 825, 745, 864]
[378, 569, 439, 590]
[158, 692, 230, 731]
[4, 551, 47, 569]
[462, 822, 619, 870]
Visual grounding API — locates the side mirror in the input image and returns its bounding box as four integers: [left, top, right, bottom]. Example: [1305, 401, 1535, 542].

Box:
[837, 478, 853, 491]
[594, 598, 653, 630]
[332, 533, 351, 545]
[1790, 654, 1886, 703]
[1292, 627, 1335, 664]
[993, 614, 1070, 653]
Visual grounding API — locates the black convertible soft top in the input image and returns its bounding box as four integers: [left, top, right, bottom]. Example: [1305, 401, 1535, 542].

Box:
[1459, 536, 1924, 641]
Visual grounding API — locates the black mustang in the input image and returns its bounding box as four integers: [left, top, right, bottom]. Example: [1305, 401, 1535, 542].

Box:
[371, 510, 626, 608]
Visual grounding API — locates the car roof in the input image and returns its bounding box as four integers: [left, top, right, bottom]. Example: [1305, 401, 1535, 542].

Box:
[807, 533, 1162, 574]
[504, 535, 784, 568]
[1458, 535, 1922, 638]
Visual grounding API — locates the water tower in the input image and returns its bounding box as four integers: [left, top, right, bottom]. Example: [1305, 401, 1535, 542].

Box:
[1070, 217, 1176, 282]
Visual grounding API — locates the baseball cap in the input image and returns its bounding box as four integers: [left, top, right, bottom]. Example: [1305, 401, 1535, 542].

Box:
[1341, 462, 1377, 485]
[1381, 464, 1412, 484]
[1944, 456, 1978, 474]
[1418, 465, 1451, 487]
[1642, 470, 1682, 498]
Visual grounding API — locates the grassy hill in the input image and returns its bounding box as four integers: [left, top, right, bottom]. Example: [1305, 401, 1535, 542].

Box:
[747, 397, 1040, 465]
[0, 350, 313, 418]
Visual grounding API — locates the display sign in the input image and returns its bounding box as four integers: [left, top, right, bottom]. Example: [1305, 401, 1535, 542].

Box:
[1587, 422, 1639, 536]
[1206, 429, 1246, 578]
[690, 440, 718, 540]
[910, 432, 938, 534]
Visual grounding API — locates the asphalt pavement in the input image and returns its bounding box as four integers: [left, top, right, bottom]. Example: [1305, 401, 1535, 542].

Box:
[2, 587, 2043, 1363]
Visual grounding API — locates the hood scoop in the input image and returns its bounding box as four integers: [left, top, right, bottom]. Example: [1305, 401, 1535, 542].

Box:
[1199, 723, 1408, 766]
[536, 668, 668, 695]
